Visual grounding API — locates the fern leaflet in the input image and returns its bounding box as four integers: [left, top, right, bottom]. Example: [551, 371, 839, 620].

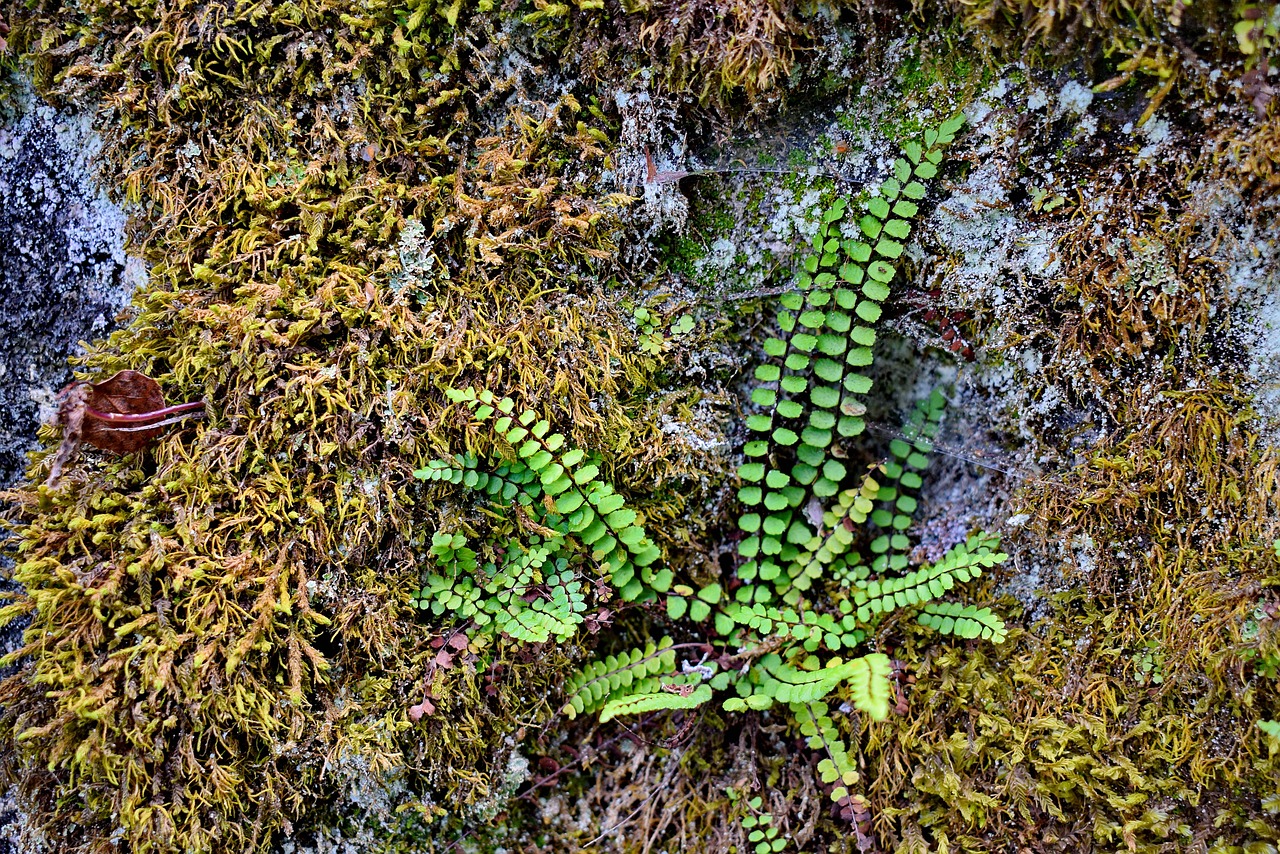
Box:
[853, 532, 1006, 622]
[599, 683, 713, 722]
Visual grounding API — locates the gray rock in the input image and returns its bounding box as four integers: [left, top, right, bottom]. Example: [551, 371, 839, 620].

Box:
[0, 75, 144, 489]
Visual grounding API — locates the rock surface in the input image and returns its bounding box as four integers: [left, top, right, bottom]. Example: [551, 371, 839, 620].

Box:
[0, 78, 143, 488]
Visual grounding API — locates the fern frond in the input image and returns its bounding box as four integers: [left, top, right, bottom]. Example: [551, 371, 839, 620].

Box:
[489, 564, 587, 643]
[854, 533, 1006, 622]
[768, 663, 850, 707]
[845, 653, 892, 719]
[447, 387, 666, 601]
[793, 700, 861, 802]
[599, 683, 713, 722]
[918, 602, 1008, 643]
[561, 636, 678, 718]
[722, 652, 891, 718]
[717, 601, 865, 652]
[868, 389, 946, 573]
[415, 454, 539, 506]
[780, 470, 881, 600]
[737, 125, 959, 591]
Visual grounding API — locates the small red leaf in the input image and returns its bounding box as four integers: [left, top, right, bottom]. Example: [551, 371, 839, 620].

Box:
[81, 371, 167, 453]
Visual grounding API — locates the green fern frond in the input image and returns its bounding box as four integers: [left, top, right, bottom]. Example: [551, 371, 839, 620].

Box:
[415, 454, 551, 507]
[854, 532, 1006, 622]
[561, 636, 679, 718]
[599, 683, 713, 722]
[737, 124, 961, 592]
[918, 601, 1008, 643]
[764, 653, 891, 711]
[723, 652, 891, 719]
[717, 600, 865, 652]
[412, 536, 587, 642]
[779, 470, 881, 601]
[868, 389, 946, 573]
[793, 700, 862, 802]
[446, 387, 666, 601]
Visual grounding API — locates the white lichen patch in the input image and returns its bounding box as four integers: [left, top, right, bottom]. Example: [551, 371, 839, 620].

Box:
[1135, 116, 1173, 164]
[615, 89, 689, 233]
[277, 746, 429, 854]
[466, 747, 530, 823]
[1056, 80, 1095, 116]
[1185, 182, 1280, 443]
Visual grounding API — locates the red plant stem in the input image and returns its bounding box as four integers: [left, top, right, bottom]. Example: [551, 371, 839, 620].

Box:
[98, 411, 205, 433]
[84, 400, 205, 424]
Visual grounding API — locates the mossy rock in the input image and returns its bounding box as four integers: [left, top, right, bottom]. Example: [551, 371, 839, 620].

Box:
[3, 0, 1280, 851]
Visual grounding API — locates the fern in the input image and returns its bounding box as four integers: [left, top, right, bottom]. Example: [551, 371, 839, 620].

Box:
[416, 453, 529, 504]
[867, 388, 946, 573]
[561, 636, 679, 719]
[599, 682, 713, 723]
[852, 532, 1006, 622]
[721, 652, 891, 718]
[564, 115, 991, 715]
[768, 653, 892, 713]
[794, 700, 862, 803]
[421, 116, 1008, 832]
[736, 115, 965, 596]
[443, 387, 666, 601]
[741, 807, 788, 854]
[918, 601, 1008, 643]
[490, 563, 587, 643]
[780, 470, 881, 601]
[728, 791, 790, 854]
[411, 534, 588, 642]
[715, 601, 865, 652]
[665, 581, 722, 622]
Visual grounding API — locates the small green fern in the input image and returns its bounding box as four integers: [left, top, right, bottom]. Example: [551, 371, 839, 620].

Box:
[727, 790, 790, 854]
[555, 114, 1012, 819]
[562, 636, 686, 719]
[780, 469, 881, 601]
[410, 534, 588, 643]
[412, 392, 673, 646]
[867, 388, 947, 573]
[599, 682, 714, 723]
[720, 652, 892, 715]
[423, 115, 1008, 828]
[795, 700, 862, 800]
[852, 532, 1006, 622]
[918, 601, 1008, 643]
[443, 387, 665, 600]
